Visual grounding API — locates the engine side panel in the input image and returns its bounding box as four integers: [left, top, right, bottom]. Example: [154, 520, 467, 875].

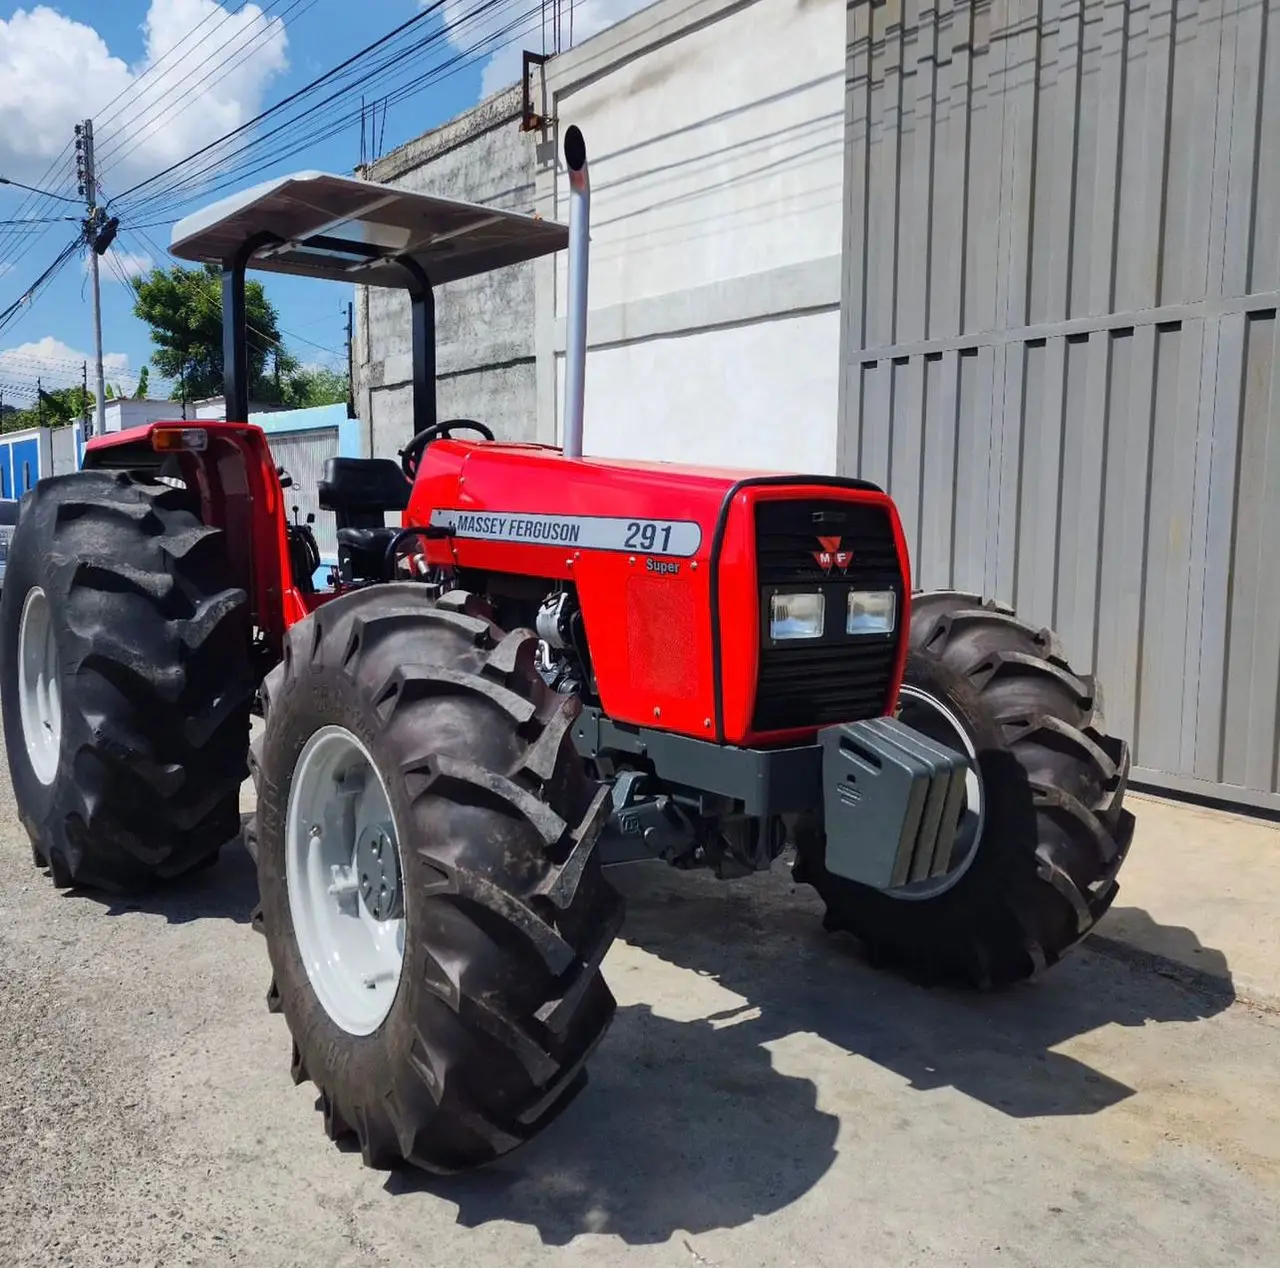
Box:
[405, 441, 912, 747]
[407, 440, 738, 736]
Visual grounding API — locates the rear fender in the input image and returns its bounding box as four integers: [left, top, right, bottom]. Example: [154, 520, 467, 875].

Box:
[82, 421, 307, 649]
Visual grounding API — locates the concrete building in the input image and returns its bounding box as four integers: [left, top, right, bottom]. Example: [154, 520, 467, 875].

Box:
[353, 86, 543, 460]
[352, 0, 1280, 811]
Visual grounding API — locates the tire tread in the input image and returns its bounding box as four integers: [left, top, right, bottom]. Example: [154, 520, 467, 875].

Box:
[3, 470, 254, 892]
[252, 584, 621, 1174]
[800, 588, 1135, 988]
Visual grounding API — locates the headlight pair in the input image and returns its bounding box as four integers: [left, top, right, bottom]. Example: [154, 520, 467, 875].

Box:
[769, 589, 896, 641]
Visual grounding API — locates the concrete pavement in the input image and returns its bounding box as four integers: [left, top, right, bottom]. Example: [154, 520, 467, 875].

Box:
[1095, 792, 1280, 1009]
[0, 757, 1278, 1267]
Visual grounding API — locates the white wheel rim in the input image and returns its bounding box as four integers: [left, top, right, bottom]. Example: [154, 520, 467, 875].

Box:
[890, 684, 986, 900]
[285, 725, 406, 1036]
[17, 586, 62, 786]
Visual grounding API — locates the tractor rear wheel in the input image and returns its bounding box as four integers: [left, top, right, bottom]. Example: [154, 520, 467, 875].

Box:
[250, 584, 622, 1173]
[796, 590, 1135, 988]
[0, 470, 255, 892]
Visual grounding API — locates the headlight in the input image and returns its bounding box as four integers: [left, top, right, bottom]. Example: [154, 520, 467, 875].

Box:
[770, 592, 825, 640]
[846, 589, 896, 635]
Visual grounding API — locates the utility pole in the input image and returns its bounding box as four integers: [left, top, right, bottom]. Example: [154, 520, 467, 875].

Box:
[75, 120, 106, 438]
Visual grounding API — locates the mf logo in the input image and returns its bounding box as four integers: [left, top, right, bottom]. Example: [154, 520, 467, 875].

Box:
[812, 535, 853, 574]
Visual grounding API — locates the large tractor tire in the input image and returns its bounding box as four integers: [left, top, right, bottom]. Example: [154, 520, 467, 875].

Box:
[250, 584, 623, 1174]
[0, 470, 254, 892]
[796, 590, 1135, 988]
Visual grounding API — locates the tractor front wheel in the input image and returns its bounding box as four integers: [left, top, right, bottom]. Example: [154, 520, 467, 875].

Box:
[796, 590, 1136, 988]
[251, 584, 623, 1173]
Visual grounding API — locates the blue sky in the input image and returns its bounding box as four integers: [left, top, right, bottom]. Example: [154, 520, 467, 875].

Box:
[0, 0, 562, 405]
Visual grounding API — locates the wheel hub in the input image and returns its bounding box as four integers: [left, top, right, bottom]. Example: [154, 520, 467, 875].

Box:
[355, 821, 402, 922]
[284, 726, 406, 1036]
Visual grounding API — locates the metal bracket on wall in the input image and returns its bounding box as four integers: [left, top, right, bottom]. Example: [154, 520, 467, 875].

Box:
[521, 51, 555, 133]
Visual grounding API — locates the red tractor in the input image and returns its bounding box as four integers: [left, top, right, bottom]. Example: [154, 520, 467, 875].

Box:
[0, 128, 1134, 1174]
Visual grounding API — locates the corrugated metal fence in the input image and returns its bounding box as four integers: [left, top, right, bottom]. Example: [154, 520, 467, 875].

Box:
[839, 0, 1280, 808]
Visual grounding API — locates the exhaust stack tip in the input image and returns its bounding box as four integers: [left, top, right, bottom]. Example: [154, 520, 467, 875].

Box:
[564, 125, 587, 174]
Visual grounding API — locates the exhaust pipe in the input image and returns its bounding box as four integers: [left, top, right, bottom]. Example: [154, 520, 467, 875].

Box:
[561, 125, 589, 460]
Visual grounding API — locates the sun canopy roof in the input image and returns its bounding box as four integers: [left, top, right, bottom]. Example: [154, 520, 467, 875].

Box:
[169, 170, 568, 288]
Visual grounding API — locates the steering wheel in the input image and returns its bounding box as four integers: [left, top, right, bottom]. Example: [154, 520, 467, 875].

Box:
[399, 419, 495, 478]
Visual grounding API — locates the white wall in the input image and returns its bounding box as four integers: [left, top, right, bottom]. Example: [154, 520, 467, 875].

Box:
[555, 311, 841, 471]
[534, 0, 847, 471]
[102, 398, 185, 433]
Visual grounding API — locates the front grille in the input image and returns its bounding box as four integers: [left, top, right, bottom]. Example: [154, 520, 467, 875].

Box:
[755, 498, 900, 585]
[751, 498, 903, 733]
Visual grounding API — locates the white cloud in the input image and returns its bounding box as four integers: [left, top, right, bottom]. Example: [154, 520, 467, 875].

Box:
[83, 247, 154, 283]
[0, 2, 289, 190]
[0, 335, 131, 389]
[429, 0, 652, 101]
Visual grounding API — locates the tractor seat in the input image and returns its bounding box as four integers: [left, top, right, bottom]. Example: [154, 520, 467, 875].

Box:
[336, 527, 398, 582]
[317, 457, 410, 516]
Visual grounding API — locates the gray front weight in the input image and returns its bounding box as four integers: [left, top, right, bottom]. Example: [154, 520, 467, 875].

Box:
[819, 715, 970, 890]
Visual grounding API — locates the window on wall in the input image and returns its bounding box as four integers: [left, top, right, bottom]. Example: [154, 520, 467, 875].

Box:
[22, 461, 31, 492]
[0, 464, 7, 498]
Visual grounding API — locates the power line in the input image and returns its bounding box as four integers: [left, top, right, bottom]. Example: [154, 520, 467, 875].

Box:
[0, 2, 526, 391]
[95, 4, 248, 134]
[3, 4, 306, 270]
[0, 3, 278, 271]
[0, 236, 85, 338]
[0, 5, 294, 352]
[120, 0, 532, 225]
[0, 176, 83, 204]
[92, 4, 234, 133]
[111, 2, 448, 209]
[96, 0, 316, 177]
[0, 350, 137, 379]
[0, 156, 79, 270]
[0, 217, 80, 228]
[0, 380, 41, 400]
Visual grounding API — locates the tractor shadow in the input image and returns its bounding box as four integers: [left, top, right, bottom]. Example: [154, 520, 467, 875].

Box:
[386, 996, 843, 1245]
[607, 860, 1235, 1116]
[75, 820, 259, 926]
[396, 859, 1234, 1246]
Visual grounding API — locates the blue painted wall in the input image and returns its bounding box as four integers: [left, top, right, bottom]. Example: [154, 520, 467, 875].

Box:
[0, 434, 42, 496]
[12, 439, 37, 493]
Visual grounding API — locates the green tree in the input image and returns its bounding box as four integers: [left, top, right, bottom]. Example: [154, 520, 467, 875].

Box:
[2, 385, 89, 433]
[281, 366, 350, 408]
[132, 263, 295, 405]
[136, 365, 150, 398]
